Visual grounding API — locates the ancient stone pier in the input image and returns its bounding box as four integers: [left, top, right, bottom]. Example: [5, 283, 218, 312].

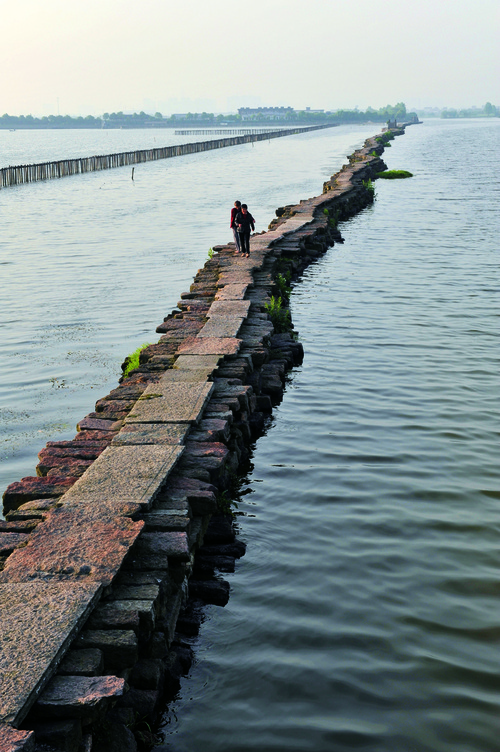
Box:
[0, 127, 402, 752]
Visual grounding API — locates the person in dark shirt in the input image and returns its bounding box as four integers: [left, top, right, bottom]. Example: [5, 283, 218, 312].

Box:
[235, 203, 255, 257]
[230, 200, 242, 253]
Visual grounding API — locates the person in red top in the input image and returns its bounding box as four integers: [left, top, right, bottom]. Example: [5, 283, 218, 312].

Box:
[230, 200, 242, 253]
[235, 204, 255, 258]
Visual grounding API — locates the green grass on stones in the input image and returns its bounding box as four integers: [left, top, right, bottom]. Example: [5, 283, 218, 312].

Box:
[122, 342, 152, 376]
[376, 170, 413, 179]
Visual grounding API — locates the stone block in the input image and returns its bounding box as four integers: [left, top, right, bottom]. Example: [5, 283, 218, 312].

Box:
[197, 317, 244, 339]
[2, 478, 76, 514]
[0, 582, 101, 726]
[58, 649, 104, 677]
[34, 675, 125, 721]
[173, 354, 221, 371]
[87, 600, 156, 633]
[111, 424, 188, 447]
[61, 445, 184, 511]
[214, 283, 248, 300]
[76, 417, 123, 433]
[30, 719, 82, 752]
[75, 631, 138, 673]
[207, 300, 251, 318]
[176, 337, 241, 356]
[0, 726, 35, 752]
[37, 456, 93, 477]
[0, 533, 29, 556]
[133, 532, 189, 564]
[128, 659, 163, 691]
[125, 383, 213, 425]
[110, 584, 160, 602]
[0, 508, 144, 587]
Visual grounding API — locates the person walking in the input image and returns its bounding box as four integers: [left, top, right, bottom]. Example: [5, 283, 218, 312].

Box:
[235, 203, 255, 258]
[230, 200, 242, 253]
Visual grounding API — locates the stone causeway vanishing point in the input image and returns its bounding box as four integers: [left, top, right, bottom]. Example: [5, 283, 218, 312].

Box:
[0, 127, 404, 752]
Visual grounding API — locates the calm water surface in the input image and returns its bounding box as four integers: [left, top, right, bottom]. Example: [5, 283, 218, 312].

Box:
[2, 120, 500, 751]
[0, 124, 376, 495]
[160, 119, 500, 752]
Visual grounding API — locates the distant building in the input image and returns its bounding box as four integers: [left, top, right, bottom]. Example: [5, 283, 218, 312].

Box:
[238, 107, 294, 121]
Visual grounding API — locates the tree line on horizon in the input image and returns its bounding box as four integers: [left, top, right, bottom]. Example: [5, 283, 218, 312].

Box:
[0, 103, 414, 128]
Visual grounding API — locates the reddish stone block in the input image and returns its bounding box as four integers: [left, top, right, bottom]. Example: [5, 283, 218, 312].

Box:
[39, 446, 105, 461]
[0, 533, 29, 556]
[2, 477, 76, 514]
[0, 507, 144, 586]
[76, 417, 123, 433]
[37, 456, 93, 477]
[0, 725, 35, 752]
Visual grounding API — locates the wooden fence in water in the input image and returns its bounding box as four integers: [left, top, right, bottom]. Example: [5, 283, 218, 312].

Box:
[0, 124, 334, 189]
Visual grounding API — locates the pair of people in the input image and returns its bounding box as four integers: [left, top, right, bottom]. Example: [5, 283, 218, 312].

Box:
[230, 200, 255, 258]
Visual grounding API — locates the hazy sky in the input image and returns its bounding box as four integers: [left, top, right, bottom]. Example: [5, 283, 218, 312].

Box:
[1, 0, 498, 116]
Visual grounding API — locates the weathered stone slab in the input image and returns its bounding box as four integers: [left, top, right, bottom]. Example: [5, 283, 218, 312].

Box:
[0, 508, 144, 586]
[176, 337, 241, 356]
[0, 726, 35, 752]
[214, 284, 248, 300]
[125, 383, 213, 425]
[207, 300, 251, 318]
[111, 423, 188, 447]
[173, 354, 222, 371]
[76, 417, 123, 433]
[2, 477, 76, 514]
[217, 272, 254, 288]
[35, 675, 125, 720]
[87, 600, 155, 633]
[197, 317, 244, 339]
[61, 445, 184, 510]
[133, 532, 190, 564]
[74, 631, 138, 672]
[58, 649, 103, 677]
[154, 369, 211, 383]
[0, 533, 29, 556]
[0, 582, 101, 726]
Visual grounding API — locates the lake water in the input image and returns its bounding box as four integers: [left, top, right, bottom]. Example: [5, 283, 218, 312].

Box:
[2, 119, 500, 751]
[159, 118, 500, 752]
[0, 123, 377, 496]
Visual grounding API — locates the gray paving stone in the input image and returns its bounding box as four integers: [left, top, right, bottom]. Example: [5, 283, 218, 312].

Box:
[125, 383, 213, 425]
[61, 445, 184, 510]
[173, 354, 222, 371]
[214, 284, 248, 300]
[207, 300, 251, 318]
[111, 424, 189, 446]
[0, 582, 101, 726]
[155, 369, 211, 382]
[197, 317, 244, 339]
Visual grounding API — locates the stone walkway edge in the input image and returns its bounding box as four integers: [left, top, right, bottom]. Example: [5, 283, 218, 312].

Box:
[0, 126, 406, 752]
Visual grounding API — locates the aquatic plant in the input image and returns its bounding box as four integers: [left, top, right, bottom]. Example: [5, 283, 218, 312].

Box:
[362, 179, 375, 198]
[265, 295, 292, 333]
[276, 272, 292, 302]
[376, 170, 413, 179]
[122, 343, 151, 376]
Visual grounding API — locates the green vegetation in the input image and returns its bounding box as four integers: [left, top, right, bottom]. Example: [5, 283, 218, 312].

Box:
[207, 247, 215, 259]
[122, 343, 151, 377]
[0, 103, 415, 130]
[363, 179, 375, 198]
[265, 296, 292, 334]
[217, 490, 239, 518]
[376, 170, 413, 179]
[441, 102, 498, 119]
[276, 272, 292, 302]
